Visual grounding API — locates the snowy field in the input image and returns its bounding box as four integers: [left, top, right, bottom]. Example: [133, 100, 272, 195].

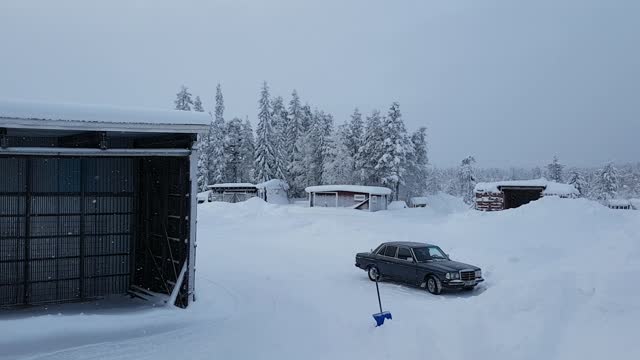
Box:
[2, 195, 640, 360]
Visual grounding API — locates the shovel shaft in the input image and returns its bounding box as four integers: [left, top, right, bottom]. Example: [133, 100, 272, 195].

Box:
[375, 278, 383, 313]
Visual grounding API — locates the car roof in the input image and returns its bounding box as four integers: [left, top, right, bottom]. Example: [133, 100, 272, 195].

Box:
[382, 241, 435, 248]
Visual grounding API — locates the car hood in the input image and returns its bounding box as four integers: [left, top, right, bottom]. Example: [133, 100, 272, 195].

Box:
[416, 260, 480, 272]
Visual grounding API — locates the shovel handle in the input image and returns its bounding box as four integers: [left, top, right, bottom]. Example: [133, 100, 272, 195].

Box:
[375, 277, 383, 313]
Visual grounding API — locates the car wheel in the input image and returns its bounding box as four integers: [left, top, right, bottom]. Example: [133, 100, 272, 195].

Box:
[426, 275, 442, 295]
[368, 266, 380, 281]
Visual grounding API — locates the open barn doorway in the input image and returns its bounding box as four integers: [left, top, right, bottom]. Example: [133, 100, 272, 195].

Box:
[0, 154, 194, 308]
[501, 187, 544, 209]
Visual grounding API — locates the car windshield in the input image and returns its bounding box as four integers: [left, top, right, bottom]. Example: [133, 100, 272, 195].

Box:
[413, 246, 447, 262]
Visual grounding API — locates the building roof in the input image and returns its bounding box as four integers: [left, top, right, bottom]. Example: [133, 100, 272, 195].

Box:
[208, 183, 256, 189]
[474, 179, 579, 196]
[305, 185, 392, 195]
[0, 98, 211, 133]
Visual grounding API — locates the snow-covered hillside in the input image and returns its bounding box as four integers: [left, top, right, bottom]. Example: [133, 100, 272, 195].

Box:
[2, 197, 639, 360]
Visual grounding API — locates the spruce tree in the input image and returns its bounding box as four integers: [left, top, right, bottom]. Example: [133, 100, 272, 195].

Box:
[174, 85, 193, 111]
[376, 102, 413, 200]
[567, 170, 588, 196]
[254, 81, 283, 182]
[193, 96, 204, 112]
[356, 110, 384, 185]
[223, 118, 244, 182]
[240, 119, 256, 182]
[546, 156, 565, 182]
[208, 84, 226, 184]
[593, 162, 619, 200]
[404, 127, 429, 198]
[458, 156, 477, 204]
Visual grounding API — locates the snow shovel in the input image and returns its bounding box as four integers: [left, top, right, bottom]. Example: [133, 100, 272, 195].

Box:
[372, 275, 392, 327]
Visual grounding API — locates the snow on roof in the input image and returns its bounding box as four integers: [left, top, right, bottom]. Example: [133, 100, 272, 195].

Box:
[208, 183, 256, 189]
[305, 185, 392, 195]
[410, 197, 429, 205]
[0, 98, 211, 133]
[474, 179, 578, 196]
[607, 199, 631, 207]
[256, 179, 289, 190]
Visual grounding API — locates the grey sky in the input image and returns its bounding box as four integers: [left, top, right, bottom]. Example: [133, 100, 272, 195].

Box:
[1, 0, 638, 168]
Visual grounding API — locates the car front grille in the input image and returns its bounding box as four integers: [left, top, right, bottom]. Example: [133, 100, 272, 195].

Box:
[460, 271, 475, 281]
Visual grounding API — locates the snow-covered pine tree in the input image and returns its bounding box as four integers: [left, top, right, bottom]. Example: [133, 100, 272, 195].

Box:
[376, 102, 413, 200]
[546, 156, 565, 182]
[532, 166, 543, 179]
[356, 110, 385, 185]
[403, 127, 429, 198]
[174, 85, 193, 111]
[193, 96, 204, 112]
[300, 104, 313, 134]
[284, 90, 304, 181]
[240, 119, 256, 182]
[592, 162, 619, 200]
[192, 95, 209, 190]
[322, 124, 353, 184]
[343, 108, 364, 179]
[207, 84, 226, 184]
[254, 81, 284, 182]
[567, 170, 588, 196]
[223, 118, 244, 182]
[458, 156, 477, 204]
[270, 95, 288, 178]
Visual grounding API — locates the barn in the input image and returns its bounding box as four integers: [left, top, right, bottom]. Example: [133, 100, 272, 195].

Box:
[305, 185, 391, 212]
[0, 99, 209, 308]
[208, 183, 258, 203]
[474, 179, 578, 211]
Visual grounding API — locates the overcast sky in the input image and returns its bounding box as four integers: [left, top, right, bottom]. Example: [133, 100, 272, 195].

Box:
[1, 0, 638, 167]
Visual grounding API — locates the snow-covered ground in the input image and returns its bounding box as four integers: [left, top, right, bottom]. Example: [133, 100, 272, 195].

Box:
[2, 197, 640, 360]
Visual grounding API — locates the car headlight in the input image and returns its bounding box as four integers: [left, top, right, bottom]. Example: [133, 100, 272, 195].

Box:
[445, 272, 459, 280]
[475, 270, 482, 278]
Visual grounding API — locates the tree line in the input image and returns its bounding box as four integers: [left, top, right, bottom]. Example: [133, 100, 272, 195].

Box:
[441, 155, 640, 204]
[174, 82, 429, 200]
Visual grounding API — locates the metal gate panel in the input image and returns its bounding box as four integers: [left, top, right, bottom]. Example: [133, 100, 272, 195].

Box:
[0, 156, 136, 307]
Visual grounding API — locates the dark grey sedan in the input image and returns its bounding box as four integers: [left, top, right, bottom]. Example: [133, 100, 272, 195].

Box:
[355, 241, 484, 294]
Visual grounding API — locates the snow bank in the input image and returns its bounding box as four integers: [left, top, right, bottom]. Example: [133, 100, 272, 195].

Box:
[423, 192, 469, 214]
[388, 200, 408, 210]
[631, 199, 640, 210]
[305, 185, 392, 195]
[4, 197, 640, 360]
[474, 178, 579, 196]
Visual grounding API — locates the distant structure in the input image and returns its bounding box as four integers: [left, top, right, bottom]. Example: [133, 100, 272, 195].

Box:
[409, 197, 428, 208]
[256, 179, 290, 204]
[208, 183, 258, 203]
[208, 180, 290, 204]
[474, 179, 578, 211]
[606, 199, 633, 210]
[305, 185, 391, 212]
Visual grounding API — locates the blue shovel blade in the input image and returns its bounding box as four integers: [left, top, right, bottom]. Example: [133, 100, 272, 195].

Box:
[373, 311, 392, 326]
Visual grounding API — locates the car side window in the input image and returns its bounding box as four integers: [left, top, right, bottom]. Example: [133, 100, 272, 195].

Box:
[376, 245, 387, 255]
[384, 245, 398, 257]
[397, 247, 413, 261]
